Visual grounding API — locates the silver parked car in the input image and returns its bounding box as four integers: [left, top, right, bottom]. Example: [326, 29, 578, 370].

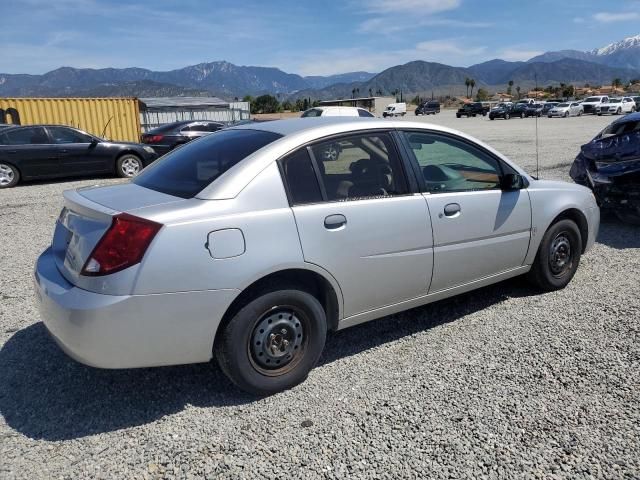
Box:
[548, 102, 584, 118]
[34, 118, 600, 395]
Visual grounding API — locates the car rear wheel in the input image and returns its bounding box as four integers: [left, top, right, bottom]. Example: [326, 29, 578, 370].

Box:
[527, 219, 582, 291]
[505, 113, 510, 120]
[520, 112, 525, 118]
[116, 154, 143, 178]
[0, 162, 19, 189]
[616, 108, 621, 115]
[215, 289, 327, 396]
[564, 111, 569, 118]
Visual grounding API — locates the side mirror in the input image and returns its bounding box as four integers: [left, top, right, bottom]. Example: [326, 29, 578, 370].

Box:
[500, 173, 526, 191]
[89, 138, 99, 148]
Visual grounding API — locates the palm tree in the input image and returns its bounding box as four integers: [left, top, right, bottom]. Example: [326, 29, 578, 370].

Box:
[516, 85, 521, 99]
[470, 78, 476, 99]
[507, 80, 514, 95]
[369, 88, 373, 97]
[464, 77, 471, 98]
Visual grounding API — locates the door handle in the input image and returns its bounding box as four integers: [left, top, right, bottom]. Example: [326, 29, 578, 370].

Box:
[324, 214, 347, 230]
[59, 149, 68, 153]
[443, 203, 461, 217]
[7, 150, 17, 154]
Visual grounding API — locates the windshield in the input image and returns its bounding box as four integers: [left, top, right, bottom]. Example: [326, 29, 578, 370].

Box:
[609, 99, 622, 103]
[557, 103, 569, 107]
[584, 97, 602, 102]
[133, 129, 282, 198]
[599, 120, 640, 138]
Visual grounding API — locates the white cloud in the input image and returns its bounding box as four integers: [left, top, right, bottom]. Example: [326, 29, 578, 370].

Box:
[358, 16, 492, 33]
[593, 11, 640, 22]
[416, 40, 486, 57]
[497, 48, 544, 62]
[363, 0, 461, 13]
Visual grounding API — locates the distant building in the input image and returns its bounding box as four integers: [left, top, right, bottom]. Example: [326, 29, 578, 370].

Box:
[318, 97, 396, 117]
[139, 97, 250, 131]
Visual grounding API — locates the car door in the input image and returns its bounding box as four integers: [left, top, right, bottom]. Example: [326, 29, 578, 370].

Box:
[280, 131, 434, 318]
[0, 126, 59, 178]
[399, 130, 531, 293]
[47, 126, 110, 175]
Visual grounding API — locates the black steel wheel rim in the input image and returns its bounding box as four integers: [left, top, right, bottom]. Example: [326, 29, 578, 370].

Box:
[549, 232, 573, 278]
[248, 306, 308, 376]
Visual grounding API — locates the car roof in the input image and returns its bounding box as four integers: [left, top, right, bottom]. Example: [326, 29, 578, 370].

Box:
[199, 117, 529, 200]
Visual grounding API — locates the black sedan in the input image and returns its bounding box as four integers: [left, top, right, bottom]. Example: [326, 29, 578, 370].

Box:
[488, 104, 527, 120]
[523, 103, 544, 117]
[0, 124, 158, 188]
[141, 120, 224, 155]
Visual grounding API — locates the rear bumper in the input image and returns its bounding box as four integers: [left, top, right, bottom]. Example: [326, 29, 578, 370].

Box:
[585, 206, 600, 253]
[34, 248, 239, 369]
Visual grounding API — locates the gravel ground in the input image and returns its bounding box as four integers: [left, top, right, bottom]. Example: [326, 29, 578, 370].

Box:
[1, 111, 639, 479]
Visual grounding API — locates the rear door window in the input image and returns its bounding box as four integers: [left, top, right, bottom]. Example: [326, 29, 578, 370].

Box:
[133, 129, 281, 198]
[308, 132, 408, 201]
[0, 127, 49, 145]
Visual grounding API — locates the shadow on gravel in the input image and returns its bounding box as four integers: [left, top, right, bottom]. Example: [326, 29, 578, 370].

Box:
[0, 278, 537, 441]
[596, 214, 640, 250]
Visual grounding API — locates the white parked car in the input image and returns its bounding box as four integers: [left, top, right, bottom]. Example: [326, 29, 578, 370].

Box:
[548, 102, 583, 118]
[596, 97, 636, 116]
[382, 102, 407, 117]
[301, 106, 374, 118]
[580, 96, 609, 115]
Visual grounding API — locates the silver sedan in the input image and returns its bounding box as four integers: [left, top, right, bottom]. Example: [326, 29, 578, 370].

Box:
[34, 118, 600, 395]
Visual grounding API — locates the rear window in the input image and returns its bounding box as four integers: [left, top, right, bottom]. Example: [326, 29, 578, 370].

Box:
[133, 129, 282, 198]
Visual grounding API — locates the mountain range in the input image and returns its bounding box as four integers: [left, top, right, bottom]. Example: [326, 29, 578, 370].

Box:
[1, 35, 639, 100]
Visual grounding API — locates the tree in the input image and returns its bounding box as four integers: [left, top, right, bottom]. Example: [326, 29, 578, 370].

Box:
[252, 94, 280, 114]
[411, 95, 422, 105]
[612, 78, 622, 88]
[469, 78, 476, 99]
[295, 98, 305, 111]
[464, 77, 471, 98]
[369, 88, 373, 97]
[242, 95, 254, 104]
[516, 85, 521, 99]
[282, 100, 293, 111]
[476, 88, 489, 101]
[507, 80, 514, 95]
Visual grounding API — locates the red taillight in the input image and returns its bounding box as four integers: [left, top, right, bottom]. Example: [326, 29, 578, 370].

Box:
[81, 213, 162, 276]
[143, 134, 164, 143]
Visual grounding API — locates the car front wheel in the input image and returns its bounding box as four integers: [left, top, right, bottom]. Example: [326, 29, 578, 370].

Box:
[0, 162, 19, 189]
[116, 154, 143, 178]
[215, 289, 327, 395]
[527, 219, 582, 291]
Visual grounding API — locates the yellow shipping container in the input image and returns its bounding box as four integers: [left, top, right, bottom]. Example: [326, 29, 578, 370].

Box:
[0, 97, 141, 142]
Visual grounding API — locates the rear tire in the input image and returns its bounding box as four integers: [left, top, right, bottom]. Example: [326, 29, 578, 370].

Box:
[527, 219, 582, 291]
[116, 154, 143, 178]
[0, 162, 19, 189]
[505, 113, 510, 120]
[215, 289, 327, 396]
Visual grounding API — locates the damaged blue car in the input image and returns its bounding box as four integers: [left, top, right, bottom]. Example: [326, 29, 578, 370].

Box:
[570, 112, 640, 224]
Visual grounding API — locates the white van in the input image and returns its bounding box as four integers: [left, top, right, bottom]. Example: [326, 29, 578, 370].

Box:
[382, 103, 407, 117]
[301, 106, 374, 118]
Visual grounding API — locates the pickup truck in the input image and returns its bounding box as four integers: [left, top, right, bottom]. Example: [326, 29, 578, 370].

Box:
[456, 102, 489, 118]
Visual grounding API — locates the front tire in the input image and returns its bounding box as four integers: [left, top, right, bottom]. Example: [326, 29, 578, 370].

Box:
[505, 113, 510, 120]
[215, 289, 327, 396]
[527, 219, 582, 291]
[116, 154, 143, 178]
[0, 162, 19, 188]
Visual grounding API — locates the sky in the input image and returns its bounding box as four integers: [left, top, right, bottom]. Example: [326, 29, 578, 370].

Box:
[1, 0, 640, 76]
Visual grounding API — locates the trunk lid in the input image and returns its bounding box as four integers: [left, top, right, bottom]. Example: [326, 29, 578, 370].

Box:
[52, 183, 182, 294]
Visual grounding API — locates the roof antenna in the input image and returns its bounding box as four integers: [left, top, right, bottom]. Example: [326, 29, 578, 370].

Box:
[535, 74, 540, 179]
[100, 116, 114, 139]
